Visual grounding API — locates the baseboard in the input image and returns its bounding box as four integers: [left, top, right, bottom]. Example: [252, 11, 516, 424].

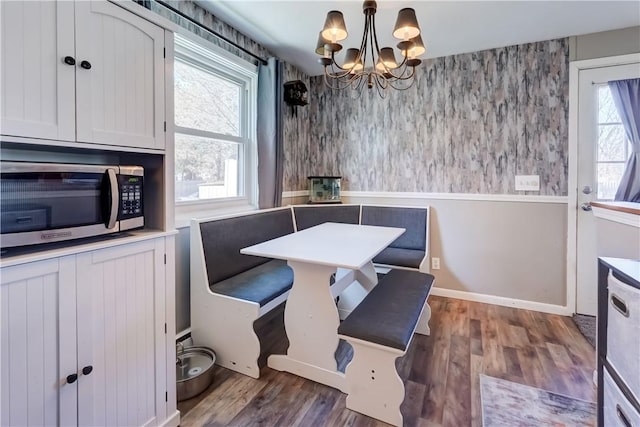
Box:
[430, 286, 572, 316]
[160, 410, 180, 427]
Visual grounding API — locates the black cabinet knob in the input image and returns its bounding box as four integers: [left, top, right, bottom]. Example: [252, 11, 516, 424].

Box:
[80, 60, 92, 70]
[66, 373, 78, 384]
[63, 56, 76, 66]
[82, 365, 93, 375]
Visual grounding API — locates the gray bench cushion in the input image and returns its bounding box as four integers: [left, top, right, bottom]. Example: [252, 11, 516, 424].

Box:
[373, 247, 425, 269]
[211, 259, 293, 306]
[293, 205, 360, 231]
[338, 270, 434, 351]
[200, 208, 295, 285]
[361, 206, 427, 251]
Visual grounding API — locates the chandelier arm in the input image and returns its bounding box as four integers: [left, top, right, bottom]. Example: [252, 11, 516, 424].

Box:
[324, 68, 365, 91]
[385, 70, 418, 90]
[355, 9, 369, 65]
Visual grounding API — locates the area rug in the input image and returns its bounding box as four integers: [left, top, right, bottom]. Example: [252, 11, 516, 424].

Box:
[480, 375, 596, 427]
[572, 314, 596, 348]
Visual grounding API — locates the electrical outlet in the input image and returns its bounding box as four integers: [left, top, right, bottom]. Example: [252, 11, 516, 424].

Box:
[431, 257, 440, 270]
[515, 175, 540, 191]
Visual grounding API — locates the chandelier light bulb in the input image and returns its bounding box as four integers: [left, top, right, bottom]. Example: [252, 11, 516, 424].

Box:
[392, 8, 420, 40]
[321, 11, 348, 43]
[402, 34, 426, 59]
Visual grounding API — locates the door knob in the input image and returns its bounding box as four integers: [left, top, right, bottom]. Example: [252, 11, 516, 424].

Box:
[82, 365, 93, 375]
[66, 373, 78, 384]
[582, 186, 593, 195]
[581, 202, 592, 212]
[80, 60, 92, 70]
[63, 56, 76, 66]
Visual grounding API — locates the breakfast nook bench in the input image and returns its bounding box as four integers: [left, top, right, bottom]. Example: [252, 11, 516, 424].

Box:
[338, 269, 435, 426]
[190, 207, 295, 378]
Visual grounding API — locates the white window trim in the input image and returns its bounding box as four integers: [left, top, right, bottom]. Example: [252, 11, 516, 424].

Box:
[173, 34, 259, 226]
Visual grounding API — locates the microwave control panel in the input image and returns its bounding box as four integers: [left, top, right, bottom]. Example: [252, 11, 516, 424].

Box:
[118, 175, 143, 219]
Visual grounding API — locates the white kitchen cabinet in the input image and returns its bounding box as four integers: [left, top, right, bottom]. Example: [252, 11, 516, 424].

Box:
[0, 0, 165, 150]
[0, 257, 77, 426]
[0, 1, 76, 142]
[0, 237, 175, 426]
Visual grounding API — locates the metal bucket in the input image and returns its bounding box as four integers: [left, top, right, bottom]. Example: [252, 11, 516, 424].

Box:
[176, 346, 216, 401]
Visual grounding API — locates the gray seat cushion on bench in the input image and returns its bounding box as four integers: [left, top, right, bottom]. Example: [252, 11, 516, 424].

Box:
[200, 208, 295, 285]
[293, 205, 360, 231]
[361, 206, 427, 251]
[373, 247, 425, 269]
[338, 269, 434, 351]
[211, 259, 293, 306]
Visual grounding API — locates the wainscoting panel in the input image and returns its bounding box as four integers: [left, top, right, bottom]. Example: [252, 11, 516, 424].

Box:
[343, 194, 568, 308]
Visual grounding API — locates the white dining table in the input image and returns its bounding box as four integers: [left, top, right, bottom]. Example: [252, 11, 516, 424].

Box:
[240, 222, 405, 392]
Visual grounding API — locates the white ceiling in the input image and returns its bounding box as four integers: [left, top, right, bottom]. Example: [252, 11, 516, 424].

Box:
[196, 1, 640, 76]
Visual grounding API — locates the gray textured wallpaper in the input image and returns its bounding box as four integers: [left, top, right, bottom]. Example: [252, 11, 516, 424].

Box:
[303, 39, 569, 196]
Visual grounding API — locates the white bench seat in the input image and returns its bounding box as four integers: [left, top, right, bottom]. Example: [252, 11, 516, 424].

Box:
[338, 269, 434, 426]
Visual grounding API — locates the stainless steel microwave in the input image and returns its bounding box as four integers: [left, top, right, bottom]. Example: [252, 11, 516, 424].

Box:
[0, 161, 144, 248]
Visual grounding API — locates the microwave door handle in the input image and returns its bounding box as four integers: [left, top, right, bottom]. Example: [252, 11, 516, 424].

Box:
[106, 169, 119, 229]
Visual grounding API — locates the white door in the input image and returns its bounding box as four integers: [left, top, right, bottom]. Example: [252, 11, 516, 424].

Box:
[0, 1, 75, 141]
[76, 239, 167, 427]
[0, 257, 77, 426]
[576, 62, 640, 315]
[74, 0, 165, 150]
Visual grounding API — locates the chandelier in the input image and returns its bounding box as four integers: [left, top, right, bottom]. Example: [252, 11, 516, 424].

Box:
[315, 1, 425, 95]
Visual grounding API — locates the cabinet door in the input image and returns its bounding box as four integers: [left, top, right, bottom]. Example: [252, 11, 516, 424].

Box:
[0, 1, 75, 141]
[0, 257, 77, 427]
[76, 238, 167, 427]
[74, 1, 165, 150]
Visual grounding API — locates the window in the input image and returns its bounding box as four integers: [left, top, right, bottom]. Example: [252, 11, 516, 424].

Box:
[596, 85, 632, 200]
[174, 34, 257, 207]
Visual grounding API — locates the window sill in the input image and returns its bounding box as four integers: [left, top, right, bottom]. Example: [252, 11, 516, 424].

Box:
[174, 199, 258, 229]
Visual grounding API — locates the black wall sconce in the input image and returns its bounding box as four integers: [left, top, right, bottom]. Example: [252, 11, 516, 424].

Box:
[284, 80, 308, 117]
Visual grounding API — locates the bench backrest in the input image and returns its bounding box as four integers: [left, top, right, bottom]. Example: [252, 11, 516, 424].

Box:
[360, 205, 428, 251]
[293, 204, 361, 231]
[199, 208, 295, 285]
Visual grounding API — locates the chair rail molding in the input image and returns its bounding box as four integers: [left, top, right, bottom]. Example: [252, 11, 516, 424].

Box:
[283, 190, 568, 204]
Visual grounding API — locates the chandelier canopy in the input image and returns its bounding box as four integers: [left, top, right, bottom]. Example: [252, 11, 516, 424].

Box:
[316, 1, 425, 95]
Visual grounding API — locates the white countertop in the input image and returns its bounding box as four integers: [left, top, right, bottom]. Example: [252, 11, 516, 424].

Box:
[241, 222, 405, 270]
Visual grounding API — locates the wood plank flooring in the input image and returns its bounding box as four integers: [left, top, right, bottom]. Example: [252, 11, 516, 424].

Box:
[178, 296, 596, 426]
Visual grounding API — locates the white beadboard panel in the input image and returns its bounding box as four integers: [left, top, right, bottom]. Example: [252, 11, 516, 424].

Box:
[163, 236, 177, 422]
[76, 239, 161, 427]
[75, 0, 165, 150]
[0, 257, 77, 427]
[0, 1, 75, 141]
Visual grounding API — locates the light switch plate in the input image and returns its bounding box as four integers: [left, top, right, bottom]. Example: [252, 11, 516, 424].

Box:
[515, 175, 540, 191]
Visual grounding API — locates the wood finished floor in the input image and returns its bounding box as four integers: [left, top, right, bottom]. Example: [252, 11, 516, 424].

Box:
[178, 296, 596, 426]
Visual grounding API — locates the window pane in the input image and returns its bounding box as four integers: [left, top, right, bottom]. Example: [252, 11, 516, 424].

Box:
[175, 133, 242, 201]
[598, 85, 622, 123]
[175, 59, 241, 137]
[597, 163, 625, 200]
[597, 124, 628, 161]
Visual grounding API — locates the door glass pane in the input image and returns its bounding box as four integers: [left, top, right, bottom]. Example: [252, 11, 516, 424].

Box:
[595, 85, 631, 200]
[174, 59, 242, 137]
[598, 124, 628, 161]
[597, 85, 622, 123]
[597, 163, 626, 200]
[174, 133, 242, 201]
